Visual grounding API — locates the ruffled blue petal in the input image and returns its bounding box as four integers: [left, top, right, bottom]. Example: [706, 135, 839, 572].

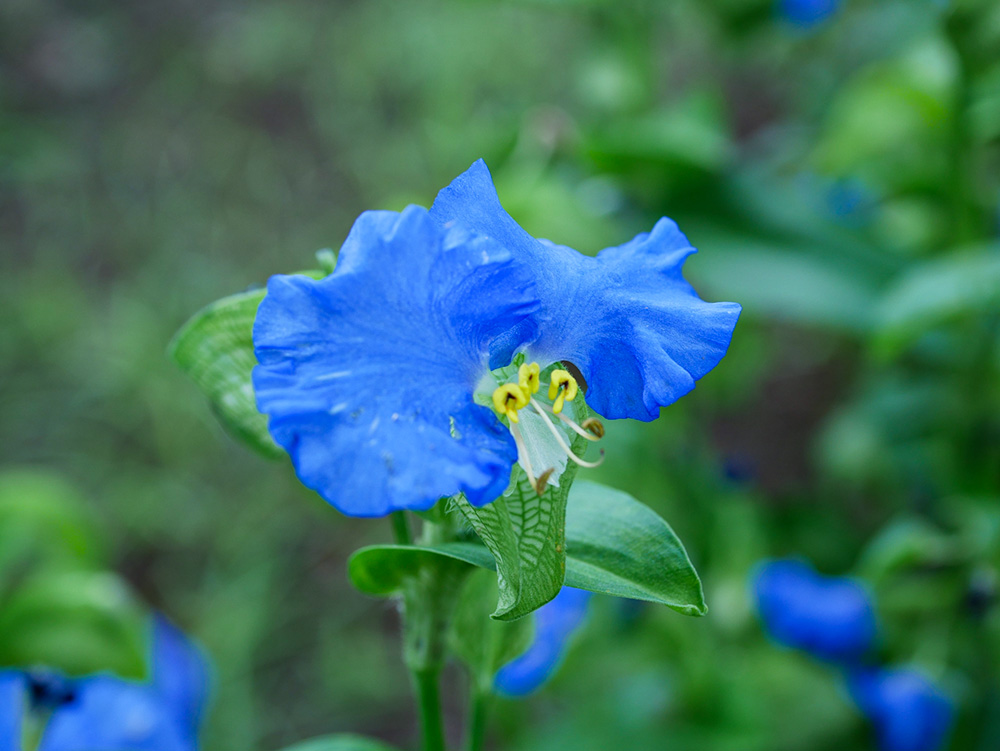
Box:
[253, 205, 539, 516]
[0, 672, 24, 751]
[430, 160, 740, 421]
[39, 678, 191, 751]
[151, 616, 210, 740]
[753, 558, 878, 662]
[495, 587, 592, 696]
[848, 668, 953, 751]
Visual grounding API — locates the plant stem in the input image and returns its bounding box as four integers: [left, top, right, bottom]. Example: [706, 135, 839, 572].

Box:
[466, 689, 490, 751]
[392, 511, 413, 545]
[412, 667, 447, 751]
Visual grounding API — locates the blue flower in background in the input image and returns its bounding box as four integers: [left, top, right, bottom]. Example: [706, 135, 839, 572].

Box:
[848, 668, 954, 751]
[777, 0, 840, 28]
[495, 587, 592, 696]
[753, 558, 878, 662]
[430, 160, 741, 422]
[253, 206, 538, 516]
[0, 616, 209, 751]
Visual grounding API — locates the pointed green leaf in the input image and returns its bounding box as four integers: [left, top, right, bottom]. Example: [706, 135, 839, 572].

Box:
[349, 480, 705, 617]
[565, 481, 706, 616]
[168, 268, 326, 458]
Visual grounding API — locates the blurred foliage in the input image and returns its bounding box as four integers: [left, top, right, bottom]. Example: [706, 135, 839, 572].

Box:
[2, 0, 999, 749]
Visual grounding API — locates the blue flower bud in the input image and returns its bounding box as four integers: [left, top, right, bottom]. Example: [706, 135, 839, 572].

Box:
[848, 667, 954, 751]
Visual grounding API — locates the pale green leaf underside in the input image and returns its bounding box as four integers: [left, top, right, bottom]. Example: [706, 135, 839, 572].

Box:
[350, 480, 706, 617]
[168, 269, 325, 458]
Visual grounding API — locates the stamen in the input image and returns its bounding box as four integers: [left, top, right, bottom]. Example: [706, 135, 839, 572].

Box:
[492, 383, 529, 423]
[518, 362, 541, 396]
[548, 370, 578, 414]
[581, 417, 605, 439]
[510, 421, 552, 494]
[529, 400, 605, 468]
[537, 401, 602, 442]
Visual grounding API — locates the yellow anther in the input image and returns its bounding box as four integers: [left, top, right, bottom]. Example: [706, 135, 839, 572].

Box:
[518, 362, 541, 396]
[492, 383, 529, 423]
[548, 369, 578, 414]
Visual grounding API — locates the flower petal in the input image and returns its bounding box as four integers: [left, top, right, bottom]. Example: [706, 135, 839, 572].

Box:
[431, 160, 741, 421]
[753, 558, 878, 662]
[494, 587, 592, 696]
[0, 672, 24, 751]
[253, 205, 539, 516]
[848, 667, 954, 751]
[151, 616, 210, 739]
[39, 678, 190, 751]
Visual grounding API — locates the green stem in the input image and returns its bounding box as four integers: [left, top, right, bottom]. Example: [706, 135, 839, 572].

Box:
[412, 667, 447, 751]
[466, 689, 490, 751]
[392, 511, 413, 545]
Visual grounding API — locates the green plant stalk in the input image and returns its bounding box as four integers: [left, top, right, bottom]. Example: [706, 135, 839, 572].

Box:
[412, 666, 447, 751]
[399, 508, 468, 751]
[466, 689, 491, 751]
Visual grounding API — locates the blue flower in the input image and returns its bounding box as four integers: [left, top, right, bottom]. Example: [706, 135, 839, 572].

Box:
[777, 0, 840, 28]
[495, 587, 592, 696]
[848, 667, 954, 751]
[430, 160, 741, 421]
[253, 206, 539, 517]
[253, 163, 739, 515]
[753, 558, 878, 662]
[0, 616, 210, 751]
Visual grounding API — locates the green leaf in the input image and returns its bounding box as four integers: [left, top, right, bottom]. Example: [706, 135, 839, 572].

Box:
[350, 480, 706, 617]
[873, 248, 1000, 355]
[0, 469, 105, 587]
[454, 399, 592, 621]
[565, 481, 705, 616]
[448, 569, 535, 693]
[0, 570, 147, 678]
[168, 268, 326, 458]
[275, 735, 400, 751]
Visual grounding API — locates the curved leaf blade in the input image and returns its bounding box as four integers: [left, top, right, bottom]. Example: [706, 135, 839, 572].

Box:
[349, 481, 705, 616]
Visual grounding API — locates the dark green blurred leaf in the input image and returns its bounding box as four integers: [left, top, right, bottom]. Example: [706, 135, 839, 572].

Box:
[276, 735, 401, 751]
[168, 268, 326, 459]
[0, 469, 104, 584]
[873, 247, 1000, 354]
[689, 232, 878, 332]
[448, 568, 535, 693]
[351, 481, 705, 616]
[0, 571, 147, 678]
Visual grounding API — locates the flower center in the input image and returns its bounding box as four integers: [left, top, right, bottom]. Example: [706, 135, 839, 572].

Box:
[483, 359, 603, 495]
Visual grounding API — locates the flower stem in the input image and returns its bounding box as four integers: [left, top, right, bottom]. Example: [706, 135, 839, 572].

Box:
[412, 667, 447, 751]
[466, 689, 490, 751]
[391, 511, 412, 545]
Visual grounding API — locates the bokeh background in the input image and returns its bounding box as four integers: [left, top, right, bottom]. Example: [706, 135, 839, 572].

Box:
[2, 0, 999, 748]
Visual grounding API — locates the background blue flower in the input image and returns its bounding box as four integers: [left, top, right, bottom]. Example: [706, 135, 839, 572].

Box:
[778, 0, 840, 28]
[753, 558, 878, 662]
[848, 668, 954, 751]
[253, 206, 540, 516]
[430, 160, 741, 421]
[0, 616, 209, 751]
[495, 587, 592, 696]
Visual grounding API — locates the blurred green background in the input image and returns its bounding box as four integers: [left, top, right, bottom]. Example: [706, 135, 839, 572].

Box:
[2, 0, 999, 748]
